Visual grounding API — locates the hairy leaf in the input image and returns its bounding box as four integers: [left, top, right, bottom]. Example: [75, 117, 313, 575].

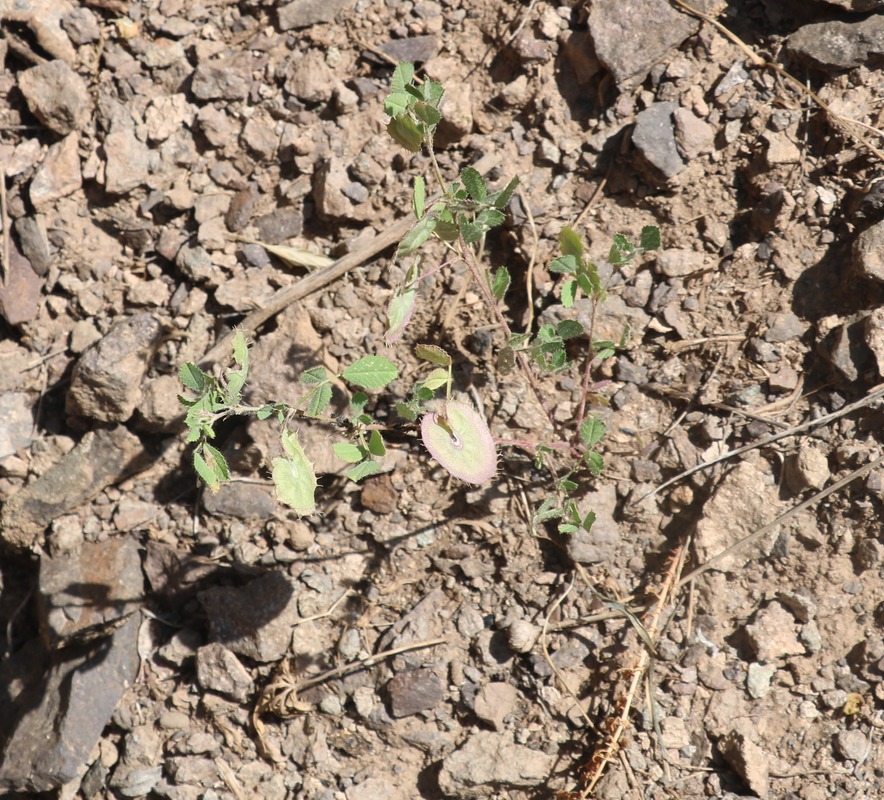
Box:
[193, 450, 219, 491]
[387, 116, 424, 152]
[391, 62, 415, 93]
[412, 101, 441, 126]
[559, 227, 583, 260]
[422, 367, 449, 391]
[386, 285, 417, 343]
[346, 460, 381, 482]
[342, 355, 398, 389]
[306, 383, 333, 417]
[461, 167, 487, 202]
[179, 362, 208, 394]
[368, 430, 386, 457]
[333, 442, 365, 463]
[413, 176, 426, 218]
[397, 214, 436, 258]
[549, 255, 579, 275]
[421, 401, 497, 485]
[490, 266, 510, 301]
[489, 177, 520, 210]
[300, 366, 327, 385]
[415, 343, 452, 366]
[586, 451, 604, 475]
[579, 417, 606, 447]
[272, 429, 317, 516]
[640, 225, 661, 252]
[556, 320, 584, 339]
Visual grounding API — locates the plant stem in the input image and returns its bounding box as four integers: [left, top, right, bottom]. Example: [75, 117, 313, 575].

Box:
[456, 233, 559, 435]
[574, 298, 600, 436]
[425, 135, 448, 199]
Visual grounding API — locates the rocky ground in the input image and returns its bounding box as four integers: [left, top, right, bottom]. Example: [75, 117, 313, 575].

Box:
[1, 0, 884, 798]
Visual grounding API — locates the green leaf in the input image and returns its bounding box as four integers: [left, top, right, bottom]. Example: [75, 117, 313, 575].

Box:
[459, 218, 484, 245]
[422, 367, 449, 391]
[476, 208, 506, 231]
[640, 225, 661, 252]
[420, 79, 444, 106]
[415, 343, 452, 366]
[561, 279, 577, 308]
[579, 417, 606, 447]
[225, 372, 246, 403]
[300, 366, 327, 385]
[272, 429, 317, 516]
[386, 285, 417, 343]
[557, 320, 584, 340]
[396, 401, 418, 421]
[179, 362, 208, 393]
[387, 116, 424, 152]
[490, 266, 510, 301]
[412, 101, 441, 126]
[557, 478, 578, 493]
[368, 430, 386, 457]
[582, 510, 596, 531]
[558, 523, 579, 534]
[193, 450, 219, 491]
[559, 227, 583, 259]
[413, 176, 426, 219]
[549, 255, 579, 275]
[306, 383, 333, 417]
[342, 355, 398, 389]
[351, 392, 369, 413]
[414, 385, 434, 402]
[489, 176, 520, 210]
[333, 442, 365, 463]
[609, 233, 634, 265]
[534, 496, 562, 522]
[595, 348, 615, 361]
[397, 214, 436, 258]
[384, 91, 411, 117]
[461, 167, 487, 202]
[586, 451, 604, 476]
[391, 62, 415, 93]
[231, 331, 249, 370]
[346, 460, 381, 482]
[203, 443, 229, 480]
[434, 218, 460, 242]
[257, 405, 275, 420]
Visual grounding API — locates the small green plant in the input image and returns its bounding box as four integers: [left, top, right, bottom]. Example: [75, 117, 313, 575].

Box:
[178, 62, 660, 531]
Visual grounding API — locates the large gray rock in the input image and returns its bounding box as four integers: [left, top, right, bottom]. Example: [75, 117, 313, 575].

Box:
[17, 59, 90, 135]
[29, 131, 82, 210]
[66, 313, 163, 422]
[0, 426, 147, 550]
[38, 536, 143, 648]
[693, 460, 782, 573]
[438, 731, 554, 797]
[277, 0, 355, 30]
[0, 392, 36, 458]
[818, 0, 884, 9]
[104, 128, 151, 194]
[199, 572, 300, 662]
[588, 0, 698, 90]
[787, 15, 884, 71]
[632, 101, 686, 183]
[854, 219, 884, 282]
[0, 615, 141, 793]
